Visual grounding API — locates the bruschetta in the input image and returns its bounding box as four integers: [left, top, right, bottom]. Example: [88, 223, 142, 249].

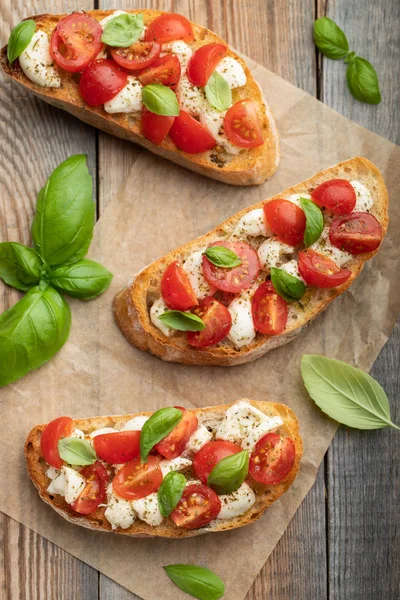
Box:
[25, 399, 302, 538]
[113, 157, 388, 366]
[1, 10, 279, 186]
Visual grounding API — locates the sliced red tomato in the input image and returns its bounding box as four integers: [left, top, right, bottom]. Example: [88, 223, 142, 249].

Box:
[171, 483, 221, 529]
[311, 179, 356, 215]
[193, 440, 242, 484]
[71, 461, 109, 515]
[249, 433, 295, 485]
[50, 14, 103, 73]
[138, 54, 181, 88]
[252, 281, 288, 335]
[264, 199, 306, 246]
[93, 430, 141, 464]
[145, 13, 194, 44]
[169, 111, 216, 154]
[329, 212, 383, 254]
[202, 241, 260, 293]
[298, 249, 351, 288]
[111, 42, 161, 70]
[41, 416, 73, 469]
[141, 108, 175, 145]
[224, 99, 263, 148]
[112, 456, 162, 500]
[155, 407, 198, 459]
[187, 43, 226, 86]
[187, 297, 231, 348]
[161, 260, 198, 311]
[79, 59, 128, 106]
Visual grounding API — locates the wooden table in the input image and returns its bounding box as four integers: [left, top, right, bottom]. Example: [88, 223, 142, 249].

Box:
[1, 1, 399, 598]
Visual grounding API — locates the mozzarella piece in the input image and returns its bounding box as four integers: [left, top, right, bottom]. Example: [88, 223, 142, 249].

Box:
[258, 237, 294, 271]
[183, 250, 215, 299]
[216, 400, 284, 451]
[200, 105, 241, 155]
[215, 57, 247, 89]
[217, 483, 256, 519]
[71, 428, 85, 439]
[286, 193, 311, 207]
[311, 226, 352, 266]
[132, 492, 163, 526]
[176, 75, 206, 116]
[47, 469, 66, 496]
[150, 297, 174, 337]
[45, 466, 59, 480]
[160, 456, 192, 477]
[89, 427, 118, 438]
[231, 209, 272, 239]
[227, 289, 256, 349]
[104, 76, 142, 114]
[351, 180, 374, 211]
[19, 30, 61, 88]
[184, 425, 213, 456]
[104, 486, 135, 530]
[48, 466, 86, 504]
[280, 259, 305, 283]
[162, 41, 193, 72]
[122, 416, 149, 431]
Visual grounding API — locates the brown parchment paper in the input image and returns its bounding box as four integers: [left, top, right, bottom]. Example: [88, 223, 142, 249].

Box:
[1, 55, 400, 600]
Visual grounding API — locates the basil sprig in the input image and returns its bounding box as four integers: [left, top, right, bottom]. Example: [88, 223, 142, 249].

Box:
[158, 471, 186, 517]
[140, 407, 183, 462]
[164, 564, 225, 600]
[301, 355, 400, 431]
[58, 437, 97, 466]
[101, 13, 144, 47]
[313, 17, 381, 104]
[270, 267, 306, 302]
[7, 19, 36, 64]
[205, 72, 232, 111]
[0, 155, 113, 387]
[207, 450, 249, 494]
[300, 197, 324, 247]
[142, 84, 180, 116]
[204, 246, 241, 268]
[158, 310, 205, 332]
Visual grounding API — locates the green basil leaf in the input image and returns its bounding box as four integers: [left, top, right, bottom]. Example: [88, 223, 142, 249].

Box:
[0, 285, 71, 387]
[101, 13, 144, 47]
[49, 259, 113, 300]
[205, 72, 232, 111]
[270, 267, 306, 302]
[0, 242, 42, 291]
[300, 197, 324, 247]
[301, 355, 400, 431]
[346, 57, 381, 104]
[158, 311, 205, 332]
[313, 17, 349, 60]
[31, 155, 95, 266]
[158, 471, 186, 518]
[140, 407, 183, 462]
[58, 437, 97, 466]
[142, 84, 180, 116]
[203, 246, 241, 268]
[164, 564, 225, 600]
[207, 450, 249, 494]
[7, 20, 36, 64]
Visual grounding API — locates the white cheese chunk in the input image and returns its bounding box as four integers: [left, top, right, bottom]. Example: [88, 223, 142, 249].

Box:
[45, 466, 59, 480]
[215, 57, 247, 89]
[122, 416, 149, 431]
[286, 192, 311, 207]
[89, 427, 118, 439]
[216, 400, 283, 451]
[47, 469, 66, 496]
[227, 290, 256, 349]
[351, 180, 374, 211]
[71, 428, 85, 439]
[132, 492, 163, 526]
[184, 424, 213, 456]
[150, 297, 174, 337]
[231, 209, 272, 239]
[49, 466, 86, 504]
[183, 250, 215, 299]
[311, 226, 352, 266]
[104, 76, 142, 114]
[160, 456, 192, 477]
[104, 485, 135, 530]
[176, 75, 206, 116]
[258, 237, 294, 271]
[200, 105, 241, 155]
[19, 30, 61, 88]
[162, 41, 193, 72]
[280, 259, 305, 283]
[217, 483, 256, 519]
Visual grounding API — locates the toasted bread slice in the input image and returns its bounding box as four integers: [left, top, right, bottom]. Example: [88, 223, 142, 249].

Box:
[1, 10, 279, 186]
[113, 157, 389, 366]
[25, 400, 302, 538]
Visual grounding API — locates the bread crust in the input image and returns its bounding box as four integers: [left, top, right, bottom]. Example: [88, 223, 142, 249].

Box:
[0, 10, 279, 186]
[113, 157, 389, 366]
[25, 399, 302, 538]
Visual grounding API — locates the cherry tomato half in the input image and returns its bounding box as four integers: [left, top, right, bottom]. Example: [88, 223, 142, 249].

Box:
[264, 199, 306, 246]
[202, 241, 260, 294]
[141, 107, 175, 145]
[169, 110, 216, 154]
[251, 281, 288, 335]
[187, 43, 226, 86]
[193, 440, 242, 484]
[41, 416, 73, 469]
[145, 13, 194, 44]
[112, 456, 162, 501]
[329, 212, 383, 255]
[71, 461, 109, 515]
[187, 297, 232, 348]
[311, 179, 356, 215]
[171, 483, 221, 529]
[138, 54, 181, 88]
[161, 260, 198, 311]
[111, 42, 161, 70]
[249, 433, 295, 485]
[50, 13, 103, 73]
[93, 430, 141, 464]
[79, 59, 128, 106]
[155, 407, 198, 459]
[224, 99, 264, 148]
[298, 249, 352, 288]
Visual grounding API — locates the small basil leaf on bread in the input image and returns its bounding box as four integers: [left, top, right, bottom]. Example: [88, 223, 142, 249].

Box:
[158, 471, 186, 517]
[205, 71, 232, 111]
[207, 450, 249, 494]
[101, 13, 144, 47]
[270, 268, 306, 302]
[7, 20, 36, 64]
[140, 407, 183, 462]
[204, 246, 241, 268]
[158, 311, 205, 332]
[58, 437, 97, 466]
[142, 84, 180, 116]
[300, 197, 324, 247]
